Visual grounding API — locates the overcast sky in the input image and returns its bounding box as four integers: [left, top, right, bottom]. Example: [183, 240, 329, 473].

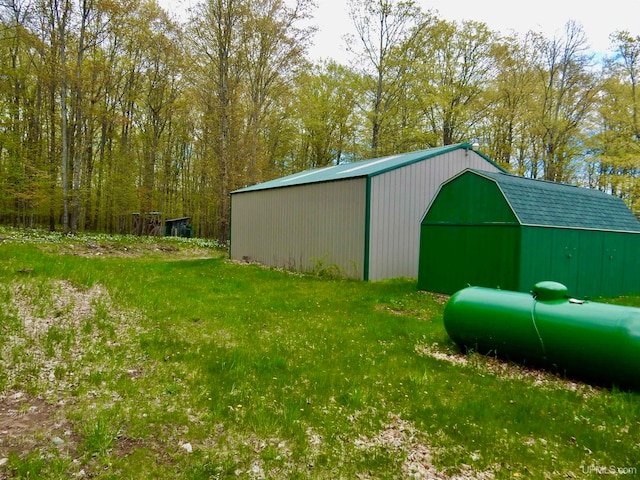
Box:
[159, 0, 640, 63]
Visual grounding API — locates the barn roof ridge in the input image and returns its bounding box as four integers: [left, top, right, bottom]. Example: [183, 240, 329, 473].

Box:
[232, 143, 503, 194]
[466, 169, 640, 233]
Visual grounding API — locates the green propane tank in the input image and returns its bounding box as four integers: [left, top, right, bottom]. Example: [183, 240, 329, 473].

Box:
[443, 281, 640, 390]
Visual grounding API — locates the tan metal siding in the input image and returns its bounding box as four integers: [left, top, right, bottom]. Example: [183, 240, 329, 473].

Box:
[368, 150, 502, 280]
[230, 178, 366, 278]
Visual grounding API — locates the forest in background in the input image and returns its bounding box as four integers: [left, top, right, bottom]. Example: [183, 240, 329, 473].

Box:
[1, 0, 639, 242]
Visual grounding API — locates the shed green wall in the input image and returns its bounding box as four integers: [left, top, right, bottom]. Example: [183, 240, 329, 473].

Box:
[519, 227, 640, 298]
[418, 172, 520, 294]
[418, 225, 520, 293]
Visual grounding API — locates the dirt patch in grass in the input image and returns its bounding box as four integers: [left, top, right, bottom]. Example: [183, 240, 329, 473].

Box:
[0, 391, 77, 458]
[13, 280, 105, 338]
[355, 412, 495, 479]
[48, 241, 220, 260]
[0, 277, 153, 477]
[3, 280, 137, 393]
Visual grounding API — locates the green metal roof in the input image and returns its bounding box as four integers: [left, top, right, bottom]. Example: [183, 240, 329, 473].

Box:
[474, 170, 640, 232]
[233, 143, 503, 194]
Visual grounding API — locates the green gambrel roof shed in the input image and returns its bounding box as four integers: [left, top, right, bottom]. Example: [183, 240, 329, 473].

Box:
[418, 169, 640, 297]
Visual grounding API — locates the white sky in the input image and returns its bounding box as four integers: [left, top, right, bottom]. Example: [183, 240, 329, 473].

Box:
[159, 0, 640, 63]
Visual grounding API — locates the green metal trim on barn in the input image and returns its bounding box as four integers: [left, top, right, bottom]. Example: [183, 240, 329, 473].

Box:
[418, 169, 640, 297]
[363, 176, 373, 280]
[230, 144, 506, 281]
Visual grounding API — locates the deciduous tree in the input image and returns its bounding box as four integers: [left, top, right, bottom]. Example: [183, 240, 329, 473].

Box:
[533, 21, 599, 182]
[346, 0, 427, 157]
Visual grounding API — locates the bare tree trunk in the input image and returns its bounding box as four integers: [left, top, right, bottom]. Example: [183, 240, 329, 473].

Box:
[55, 0, 71, 233]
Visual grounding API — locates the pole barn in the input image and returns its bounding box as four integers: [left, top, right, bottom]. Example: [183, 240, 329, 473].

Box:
[230, 144, 504, 281]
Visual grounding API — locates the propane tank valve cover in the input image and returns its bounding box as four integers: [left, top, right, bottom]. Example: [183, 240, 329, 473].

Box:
[532, 281, 569, 301]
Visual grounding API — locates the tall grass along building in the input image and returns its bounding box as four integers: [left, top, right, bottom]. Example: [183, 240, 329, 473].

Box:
[230, 143, 504, 281]
[418, 169, 640, 297]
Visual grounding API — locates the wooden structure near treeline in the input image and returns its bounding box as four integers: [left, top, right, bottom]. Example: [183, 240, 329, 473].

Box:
[128, 213, 193, 238]
[132, 212, 164, 236]
[165, 217, 193, 238]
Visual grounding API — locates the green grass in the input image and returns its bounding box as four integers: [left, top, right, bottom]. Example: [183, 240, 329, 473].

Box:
[0, 227, 639, 479]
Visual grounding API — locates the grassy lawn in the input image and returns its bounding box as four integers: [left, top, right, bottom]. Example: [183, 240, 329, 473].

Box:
[0, 227, 638, 479]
